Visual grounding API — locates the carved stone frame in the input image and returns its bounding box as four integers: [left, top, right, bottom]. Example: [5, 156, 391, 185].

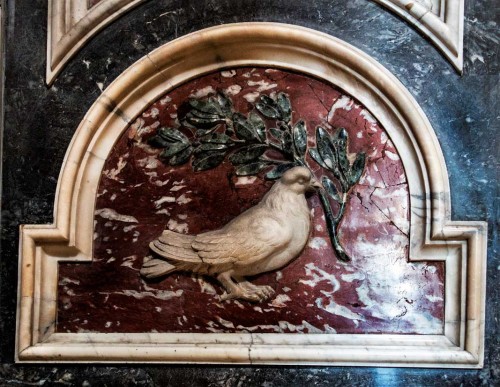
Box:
[46, 0, 464, 85]
[373, 0, 464, 71]
[21, 22, 486, 367]
[47, 0, 145, 85]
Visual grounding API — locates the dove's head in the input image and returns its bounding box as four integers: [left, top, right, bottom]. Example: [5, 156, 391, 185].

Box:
[280, 167, 322, 194]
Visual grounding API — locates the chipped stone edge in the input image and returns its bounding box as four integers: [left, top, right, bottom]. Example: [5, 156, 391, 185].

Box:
[24, 22, 486, 366]
[373, 0, 464, 72]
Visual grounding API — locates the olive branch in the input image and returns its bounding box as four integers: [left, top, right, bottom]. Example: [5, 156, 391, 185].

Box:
[147, 91, 366, 262]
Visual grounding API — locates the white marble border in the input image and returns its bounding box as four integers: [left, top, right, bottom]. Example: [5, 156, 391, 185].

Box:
[47, 0, 144, 85]
[24, 22, 486, 367]
[46, 0, 464, 85]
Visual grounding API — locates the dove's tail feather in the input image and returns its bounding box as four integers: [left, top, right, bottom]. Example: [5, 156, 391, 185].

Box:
[149, 230, 202, 263]
[144, 230, 222, 278]
[140, 258, 177, 279]
[158, 230, 195, 248]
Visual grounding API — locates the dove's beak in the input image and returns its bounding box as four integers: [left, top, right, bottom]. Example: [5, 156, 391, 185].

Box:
[309, 178, 323, 191]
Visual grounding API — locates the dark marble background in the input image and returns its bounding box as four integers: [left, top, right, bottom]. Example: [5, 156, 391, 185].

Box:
[0, 0, 498, 385]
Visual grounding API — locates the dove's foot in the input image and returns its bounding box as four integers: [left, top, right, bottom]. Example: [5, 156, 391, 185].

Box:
[239, 281, 275, 300]
[219, 286, 272, 302]
[217, 272, 274, 302]
[220, 288, 262, 302]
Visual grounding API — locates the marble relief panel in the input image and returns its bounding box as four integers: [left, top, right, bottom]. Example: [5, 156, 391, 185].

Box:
[56, 67, 445, 335]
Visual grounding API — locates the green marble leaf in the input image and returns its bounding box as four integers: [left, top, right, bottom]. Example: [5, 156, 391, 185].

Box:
[269, 127, 283, 140]
[309, 148, 328, 169]
[248, 112, 266, 142]
[148, 135, 171, 148]
[276, 92, 292, 122]
[195, 128, 213, 137]
[292, 120, 307, 156]
[316, 127, 347, 188]
[188, 99, 222, 115]
[158, 127, 189, 144]
[334, 127, 350, 176]
[194, 143, 229, 153]
[349, 152, 366, 186]
[200, 133, 233, 144]
[185, 112, 222, 129]
[216, 92, 232, 116]
[279, 122, 289, 131]
[256, 103, 281, 119]
[229, 144, 268, 165]
[316, 127, 336, 169]
[265, 162, 298, 180]
[169, 146, 193, 166]
[189, 109, 222, 120]
[233, 113, 259, 141]
[322, 176, 341, 202]
[235, 161, 269, 176]
[256, 95, 281, 119]
[160, 142, 190, 158]
[259, 95, 278, 107]
[281, 131, 293, 156]
[192, 152, 226, 171]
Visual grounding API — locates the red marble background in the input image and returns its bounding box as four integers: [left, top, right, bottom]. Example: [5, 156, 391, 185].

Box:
[56, 68, 445, 334]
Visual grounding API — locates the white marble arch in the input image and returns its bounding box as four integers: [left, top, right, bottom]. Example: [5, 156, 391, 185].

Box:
[46, 0, 464, 85]
[23, 22, 486, 367]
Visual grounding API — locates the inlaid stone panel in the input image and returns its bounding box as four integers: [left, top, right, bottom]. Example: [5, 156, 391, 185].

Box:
[56, 67, 445, 334]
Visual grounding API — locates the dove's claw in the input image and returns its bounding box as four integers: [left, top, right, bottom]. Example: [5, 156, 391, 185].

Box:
[260, 285, 275, 298]
[237, 281, 275, 302]
[233, 281, 274, 302]
[217, 272, 275, 302]
[220, 289, 261, 302]
[219, 284, 274, 302]
[220, 292, 235, 301]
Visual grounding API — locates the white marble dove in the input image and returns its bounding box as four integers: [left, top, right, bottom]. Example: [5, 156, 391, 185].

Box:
[141, 166, 321, 302]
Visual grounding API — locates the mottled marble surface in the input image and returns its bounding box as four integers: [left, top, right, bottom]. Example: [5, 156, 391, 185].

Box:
[1, 0, 498, 385]
[89, 0, 104, 8]
[56, 68, 444, 335]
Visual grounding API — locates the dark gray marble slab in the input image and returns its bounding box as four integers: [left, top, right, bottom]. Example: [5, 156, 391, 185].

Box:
[1, 0, 498, 385]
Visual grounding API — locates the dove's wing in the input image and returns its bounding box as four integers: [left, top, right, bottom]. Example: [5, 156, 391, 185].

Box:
[191, 213, 291, 266]
[150, 230, 200, 263]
